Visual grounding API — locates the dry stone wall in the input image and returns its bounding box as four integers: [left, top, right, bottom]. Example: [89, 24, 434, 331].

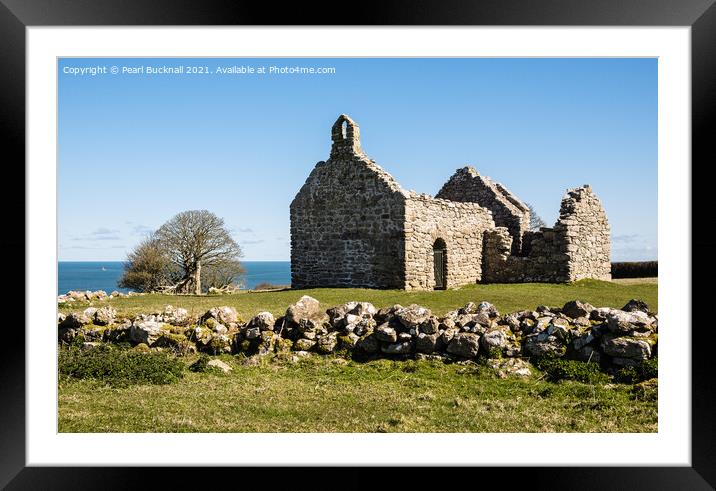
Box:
[58, 296, 658, 376]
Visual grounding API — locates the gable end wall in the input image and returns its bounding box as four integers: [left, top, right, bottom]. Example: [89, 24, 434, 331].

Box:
[436, 166, 530, 255]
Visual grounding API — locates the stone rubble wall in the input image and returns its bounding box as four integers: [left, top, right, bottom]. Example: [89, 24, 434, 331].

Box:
[290, 116, 409, 289]
[57, 290, 140, 303]
[483, 185, 611, 283]
[404, 194, 495, 289]
[58, 296, 657, 375]
[483, 226, 570, 282]
[436, 166, 531, 255]
[559, 186, 612, 281]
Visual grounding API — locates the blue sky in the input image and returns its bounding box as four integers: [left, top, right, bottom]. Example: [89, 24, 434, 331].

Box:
[58, 57, 657, 262]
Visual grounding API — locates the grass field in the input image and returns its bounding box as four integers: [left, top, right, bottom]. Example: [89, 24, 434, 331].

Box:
[57, 278, 657, 433]
[59, 278, 658, 320]
[58, 355, 657, 433]
[610, 277, 658, 286]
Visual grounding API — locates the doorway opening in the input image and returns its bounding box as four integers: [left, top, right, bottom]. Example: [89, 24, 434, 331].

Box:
[433, 238, 447, 290]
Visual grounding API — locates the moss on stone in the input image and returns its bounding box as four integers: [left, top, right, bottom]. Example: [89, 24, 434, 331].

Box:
[485, 346, 503, 359]
[186, 325, 212, 343]
[168, 325, 186, 335]
[275, 338, 294, 353]
[207, 336, 230, 355]
[337, 335, 357, 349]
[133, 343, 151, 353]
[335, 336, 355, 358]
[162, 332, 188, 343]
[81, 323, 109, 334]
[159, 323, 174, 333]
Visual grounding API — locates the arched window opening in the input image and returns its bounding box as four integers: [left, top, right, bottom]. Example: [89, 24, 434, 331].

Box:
[341, 120, 348, 139]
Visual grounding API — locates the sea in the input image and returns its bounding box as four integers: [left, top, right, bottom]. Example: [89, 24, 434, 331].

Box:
[57, 261, 291, 295]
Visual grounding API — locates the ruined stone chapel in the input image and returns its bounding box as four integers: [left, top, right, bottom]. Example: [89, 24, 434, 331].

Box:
[290, 115, 611, 290]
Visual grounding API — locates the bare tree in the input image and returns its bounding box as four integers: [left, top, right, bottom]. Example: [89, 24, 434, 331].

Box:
[154, 210, 243, 295]
[525, 202, 547, 231]
[202, 257, 247, 293]
[118, 234, 181, 292]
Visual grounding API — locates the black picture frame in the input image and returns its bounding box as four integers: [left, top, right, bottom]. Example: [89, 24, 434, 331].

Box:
[3, 1, 714, 488]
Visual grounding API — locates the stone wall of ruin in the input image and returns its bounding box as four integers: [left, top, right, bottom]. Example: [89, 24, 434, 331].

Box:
[291, 115, 612, 290]
[559, 185, 612, 281]
[437, 166, 530, 255]
[290, 115, 408, 289]
[483, 185, 611, 282]
[483, 227, 570, 282]
[404, 194, 495, 290]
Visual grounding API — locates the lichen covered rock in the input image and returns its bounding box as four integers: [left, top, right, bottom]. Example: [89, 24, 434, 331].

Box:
[286, 295, 328, 330]
[207, 359, 233, 373]
[606, 310, 654, 334]
[561, 300, 594, 319]
[523, 332, 566, 358]
[249, 311, 275, 331]
[93, 306, 117, 326]
[381, 341, 412, 355]
[201, 306, 239, 326]
[395, 304, 432, 328]
[294, 338, 317, 351]
[129, 320, 164, 346]
[375, 324, 398, 343]
[600, 335, 651, 360]
[447, 333, 480, 358]
[316, 332, 338, 354]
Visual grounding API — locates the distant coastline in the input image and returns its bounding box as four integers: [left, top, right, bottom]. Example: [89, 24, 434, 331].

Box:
[58, 261, 291, 294]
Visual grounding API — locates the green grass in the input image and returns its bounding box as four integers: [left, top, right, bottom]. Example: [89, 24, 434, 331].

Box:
[59, 345, 185, 387]
[58, 279, 657, 433]
[58, 354, 656, 433]
[534, 357, 612, 384]
[60, 279, 657, 319]
[614, 357, 659, 384]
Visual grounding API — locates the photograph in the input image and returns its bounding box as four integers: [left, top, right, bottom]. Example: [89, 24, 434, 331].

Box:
[2, 0, 711, 483]
[0, 0, 716, 484]
[55, 56, 659, 434]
